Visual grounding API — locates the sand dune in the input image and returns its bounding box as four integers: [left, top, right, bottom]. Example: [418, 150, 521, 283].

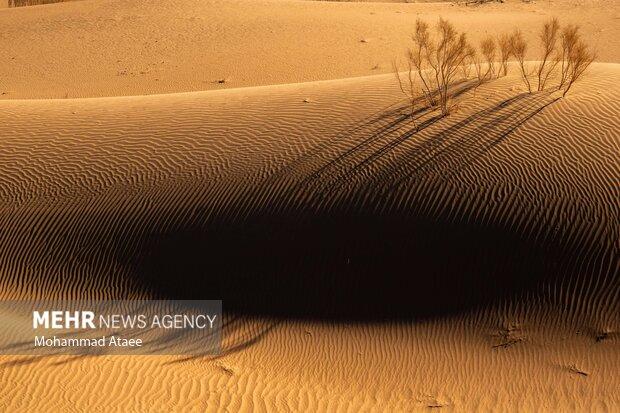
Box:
[0, 0, 618, 99]
[1, 0, 619, 410]
[0, 316, 617, 411]
[0, 62, 618, 410]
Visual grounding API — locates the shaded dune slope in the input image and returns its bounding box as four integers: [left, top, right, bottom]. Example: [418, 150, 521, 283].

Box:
[0, 65, 618, 327]
[0, 65, 618, 413]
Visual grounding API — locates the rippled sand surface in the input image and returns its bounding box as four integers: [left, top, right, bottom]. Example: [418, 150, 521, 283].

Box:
[0, 0, 618, 410]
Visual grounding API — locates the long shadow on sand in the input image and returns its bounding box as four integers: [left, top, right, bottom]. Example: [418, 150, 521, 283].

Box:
[5, 86, 615, 364]
[130, 90, 594, 321]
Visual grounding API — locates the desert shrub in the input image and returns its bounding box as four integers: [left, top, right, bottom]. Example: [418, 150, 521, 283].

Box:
[536, 18, 560, 91]
[470, 50, 485, 86]
[460, 49, 474, 80]
[508, 29, 532, 93]
[558, 25, 579, 89]
[407, 19, 438, 108]
[497, 33, 511, 77]
[408, 18, 473, 116]
[478, 36, 496, 82]
[557, 25, 595, 96]
[393, 60, 418, 119]
[394, 18, 596, 117]
[394, 19, 475, 118]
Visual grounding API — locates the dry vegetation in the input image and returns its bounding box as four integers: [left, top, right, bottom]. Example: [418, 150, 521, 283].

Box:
[473, 36, 497, 86]
[558, 25, 596, 96]
[508, 29, 532, 92]
[396, 18, 473, 118]
[536, 18, 560, 91]
[394, 18, 595, 118]
[497, 34, 511, 78]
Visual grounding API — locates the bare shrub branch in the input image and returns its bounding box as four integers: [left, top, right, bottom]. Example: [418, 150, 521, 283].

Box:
[392, 60, 418, 120]
[398, 18, 474, 117]
[562, 41, 595, 96]
[497, 33, 511, 78]
[409, 19, 438, 108]
[558, 25, 579, 90]
[460, 51, 474, 80]
[433, 19, 473, 115]
[480, 36, 496, 81]
[408, 18, 473, 116]
[508, 29, 532, 93]
[471, 49, 488, 90]
[470, 37, 495, 95]
[557, 24, 595, 96]
[536, 18, 560, 91]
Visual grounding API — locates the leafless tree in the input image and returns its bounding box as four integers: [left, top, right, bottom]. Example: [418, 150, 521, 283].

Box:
[408, 19, 438, 108]
[470, 48, 481, 83]
[508, 29, 532, 93]
[433, 19, 474, 115]
[536, 18, 560, 91]
[479, 36, 496, 82]
[461, 50, 474, 80]
[408, 18, 473, 116]
[557, 24, 595, 96]
[560, 39, 595, 96]
[497, 33, 511, 77]
[558, 25, 579, 90]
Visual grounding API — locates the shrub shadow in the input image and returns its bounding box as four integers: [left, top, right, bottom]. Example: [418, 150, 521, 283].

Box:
[131, 90, 574, 321]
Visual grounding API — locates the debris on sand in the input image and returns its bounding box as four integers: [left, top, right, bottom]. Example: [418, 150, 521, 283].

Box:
[566, 364, 589, 377]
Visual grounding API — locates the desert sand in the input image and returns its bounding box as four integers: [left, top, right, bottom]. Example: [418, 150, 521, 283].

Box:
[0, 0, 619, 98]
[0, 0, 618, 411]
